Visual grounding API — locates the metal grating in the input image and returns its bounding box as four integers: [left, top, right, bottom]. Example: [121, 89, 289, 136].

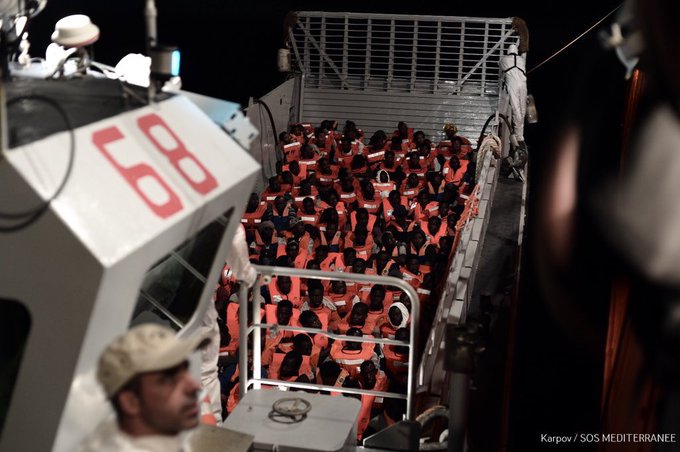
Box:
[289, 11, 517, 142]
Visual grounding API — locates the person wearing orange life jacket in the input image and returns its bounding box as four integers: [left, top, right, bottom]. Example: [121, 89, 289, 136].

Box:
[265, 195, 296, 233]
[317, 222, 343, 253]
[267, 275, 302, 308]
[314, 157, 340, 187]
[298, 309, 329, 352]
[282, 160, 307, 187]
[349, 153, 373, 178]
[383, 327, 410, 385]
[348, 257, 377, 301]
[378, 301, 410, 340]
[292, 333, 320, 371]
[241, 192, 267, 231]
[388, 135, 409, 162]
[382, 190, 409, 226]
[337, 302, 376, 336]
[437, 122, 471, 156]
[357, 360, 389, 419]
[356, 180, 381, 215]
[317, 189, 347, 229]
[376, 230, 406, 261]
[301, 281, 341, 332]
[402, 151, 428, 181]
[262, 300, 300, 360]
[419, 215, 447, 247]
[411, 189, 440, 221]
[268, 349, 314, 382]
[298, 196, 320, 226]
[401, 172, 424, 202]
[318, 361, 349, 395]
[428, 172, 447, 202]
[401, 254, 424, 289]
[349, 207, 378, 235]
[364, 130, 388, 165]
[336, 136, 359, 169]
[335, 247, 357, 275]
[336, 173, 360, 206]
[443, 154, 469, 188]
[291, 178, 318, 209]
[370, 250, 397, 278]
[328, 280, 361, 318]
[298, 142, 321, 171]
[275, 239, 308, 270]
[299, 259, 330, 294]
[252, 220, 278, 257]
[365, 285, 394, 328]
[338, 377, 373, 442]
[331, 327, 379, 379]
[344, 226, 374, 262]
[372, 169, 397, 199]
[386, 204, 411, 244]
[376, 150, 406, 186]
[261, 176, 288, 204]
[282, 218, 313, 255]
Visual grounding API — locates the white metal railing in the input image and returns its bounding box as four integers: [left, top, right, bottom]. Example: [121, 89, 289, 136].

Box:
[238, 265, 421, 420]
[289, 12, 516, 96]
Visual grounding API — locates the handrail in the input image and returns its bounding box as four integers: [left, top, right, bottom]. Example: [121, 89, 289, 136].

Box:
[238, 264, 421, 420]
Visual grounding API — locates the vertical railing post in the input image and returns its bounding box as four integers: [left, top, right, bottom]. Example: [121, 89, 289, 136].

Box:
[434, 21, 441, 94]
[319, 15, 326, 88]
[481, 22, 490, 96]
[238, 283, 249, 399]
[303, 15, 311, 75]
[252, 278, 263, 389]
[387, 19, 395, 90]
[342, 15, 349, 86]
[364, 18, 372, 90]
[457, 21, 465, 94]
[410, 20, 418, 93]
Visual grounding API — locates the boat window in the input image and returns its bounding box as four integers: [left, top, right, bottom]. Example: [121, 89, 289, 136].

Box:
[0, 299, 31, 438]
[129, 208, 234, 330]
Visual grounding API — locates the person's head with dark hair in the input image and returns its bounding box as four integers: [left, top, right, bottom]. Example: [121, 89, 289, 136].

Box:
[246, 192, 260, 212]
[361, 180, 375, 199]
[414, 130, 426, 146]
[417, 190, 430, 208]
[279, 131, 292, 144]
[369, 130, 387, 149]
[307, 282, 325, 308]
[273, 195, 287, 214]
[407, 151, 421, 169]
[406, 173, 420, 188]
[302, 197, 316, 215]
[293, 334, 313, 356]
[397, 121, 409, 139]
[324, 221, 338, 240]
[268, 176, 281, 193]
[281, 171, 294, 186]
[319, 207, 339, 225]
[299, 310, 322, 329]
[394, 327, 410, 355]
[351, 154, 367, 170]
[275, 255, 293, 268]
[276, 299, 294, 326]
[331, 280, 347, 295]
[285, 240, 300, 261]
[368, 284, 386, 311]
[391, 135, 403, 151]
[360, 360, 378, 389]
[348, 303, 368, 327]
[375, 250, 391, 274]
[355, 208, 369, 226]
[341, 377, 362, 400]
[315, 245, 330, 262]
[398, 292, 412, 312]
[299, 178, 313, 195]
[406, 253, 421, 275]
[319, 360, 342, 386]
[352, 257, 367, 274]
[427, 216, 442, 235]
[384, 150, 396, 167]
[276, 276, 293, 295]
[383, 388, 407, 423]
[388, 190, 401, 207]
[388, 303, 409, 329]
[353, 226, 368, 247]
[280, 350, 303, 379]
[343, 327, 364, 351]
[317, 157, 331, 173]
[343, 247, 357, 268]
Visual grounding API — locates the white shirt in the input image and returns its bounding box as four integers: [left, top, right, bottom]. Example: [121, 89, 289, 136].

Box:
[78, 419, 192, 452]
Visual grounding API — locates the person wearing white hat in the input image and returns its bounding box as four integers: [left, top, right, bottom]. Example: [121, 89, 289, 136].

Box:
[79, 324, 210, 452]
[499, 43, 528, 144]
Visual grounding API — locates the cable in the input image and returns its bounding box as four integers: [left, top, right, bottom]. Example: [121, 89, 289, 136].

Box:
[528, 4, 622, 75]
[0, 95, 75, 233]
[253, 98, 278, 146]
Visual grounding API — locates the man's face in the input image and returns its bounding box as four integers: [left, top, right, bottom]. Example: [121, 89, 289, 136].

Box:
[135, 362, 200, 435]
[278, 276, 292, 293]
[286, 242, 299, 259]
[277, 306, 293, 325]
[309, 287, 324, 307]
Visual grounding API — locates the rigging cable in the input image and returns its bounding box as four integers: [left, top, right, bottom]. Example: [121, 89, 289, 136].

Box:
[0, 95, 76, 233]
[528, 4, 623, 75]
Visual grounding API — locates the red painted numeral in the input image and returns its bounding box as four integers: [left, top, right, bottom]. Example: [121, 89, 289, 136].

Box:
[93, 126, 183, 219]
[137, 113, 218, 195]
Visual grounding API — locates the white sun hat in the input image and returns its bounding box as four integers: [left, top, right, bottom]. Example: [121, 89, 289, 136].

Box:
[51, 14, 100, 48]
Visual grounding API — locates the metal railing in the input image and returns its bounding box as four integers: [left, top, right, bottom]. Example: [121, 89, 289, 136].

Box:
[238, 264, 421, 420]
[289, 11, 516, 96]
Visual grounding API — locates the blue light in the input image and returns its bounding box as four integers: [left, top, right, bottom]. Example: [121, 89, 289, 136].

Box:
[171, 49, 181, 77]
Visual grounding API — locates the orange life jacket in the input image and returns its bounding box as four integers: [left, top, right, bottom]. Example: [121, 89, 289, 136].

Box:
[241, 202, 267, 229]
[443, 159, 469, 186]
[349, 211, 377, 232]
[267, 276, 302, 308]
[383, 345, 409, 377]
[330, 341, 376, 378]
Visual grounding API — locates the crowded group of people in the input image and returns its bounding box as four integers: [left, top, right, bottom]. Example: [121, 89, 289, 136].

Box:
[216, 119, 477, 440]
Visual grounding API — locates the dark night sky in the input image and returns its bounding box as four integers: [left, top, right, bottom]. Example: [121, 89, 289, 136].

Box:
[25, 1, 630, 449]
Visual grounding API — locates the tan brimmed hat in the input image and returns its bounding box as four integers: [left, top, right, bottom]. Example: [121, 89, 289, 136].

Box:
[97, 324, 210, 398]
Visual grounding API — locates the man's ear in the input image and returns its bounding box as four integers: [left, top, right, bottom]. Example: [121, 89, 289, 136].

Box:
[117, 389, 141, 417]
